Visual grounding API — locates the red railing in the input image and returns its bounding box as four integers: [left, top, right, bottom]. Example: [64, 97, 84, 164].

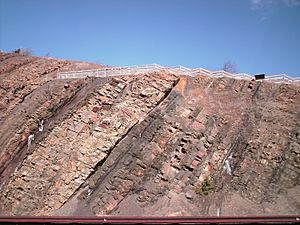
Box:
[0, 215, 299, 224]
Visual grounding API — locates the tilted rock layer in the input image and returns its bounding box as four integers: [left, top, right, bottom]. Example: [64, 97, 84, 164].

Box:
[0, 52, 299, 216]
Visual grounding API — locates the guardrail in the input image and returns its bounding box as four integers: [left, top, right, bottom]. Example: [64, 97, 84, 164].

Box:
[57, 64, 300, 84]
[1, 215, 299, 224]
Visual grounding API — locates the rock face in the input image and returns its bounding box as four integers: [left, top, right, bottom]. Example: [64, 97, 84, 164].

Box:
[0, 52, 299, 216]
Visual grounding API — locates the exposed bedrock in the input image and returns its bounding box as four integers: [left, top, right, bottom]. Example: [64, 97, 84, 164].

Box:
[0, 52, 299, 216]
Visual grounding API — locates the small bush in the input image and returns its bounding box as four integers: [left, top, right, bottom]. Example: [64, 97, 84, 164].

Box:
[222, 61, 237, 73]
[13, 48, 21, 53]
[13, 48, 32, 55]
[195, 177, 214, 195]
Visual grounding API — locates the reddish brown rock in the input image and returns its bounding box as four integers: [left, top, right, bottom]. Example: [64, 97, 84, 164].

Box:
[0, 52, 299, 217]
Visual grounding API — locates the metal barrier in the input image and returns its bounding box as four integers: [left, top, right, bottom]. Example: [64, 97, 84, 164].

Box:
[1, 215, 299, 224]
[57, 64, 300, 84]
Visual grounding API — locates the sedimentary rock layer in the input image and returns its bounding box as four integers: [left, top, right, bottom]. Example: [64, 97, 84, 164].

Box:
[0, 52, 299, 216]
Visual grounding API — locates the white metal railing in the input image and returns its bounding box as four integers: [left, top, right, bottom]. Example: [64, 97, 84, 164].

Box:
[57, 64, 300, 84]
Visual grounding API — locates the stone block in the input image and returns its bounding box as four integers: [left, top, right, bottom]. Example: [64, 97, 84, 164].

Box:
[195, 150, 206, 161]
[185, 190, 194, 200]
[191, 159, 200, 169]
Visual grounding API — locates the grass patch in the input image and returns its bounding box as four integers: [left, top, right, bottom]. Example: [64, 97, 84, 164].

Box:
[195, 177, 214, 196]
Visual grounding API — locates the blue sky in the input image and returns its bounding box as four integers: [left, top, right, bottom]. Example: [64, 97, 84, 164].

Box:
[0, 0, 300, 76]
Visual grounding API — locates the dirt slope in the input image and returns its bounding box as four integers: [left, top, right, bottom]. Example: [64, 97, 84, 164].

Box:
[0, 52, 299, 216]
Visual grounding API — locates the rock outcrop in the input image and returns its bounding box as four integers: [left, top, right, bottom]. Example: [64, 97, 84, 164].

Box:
[0, 52, 299, 216]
